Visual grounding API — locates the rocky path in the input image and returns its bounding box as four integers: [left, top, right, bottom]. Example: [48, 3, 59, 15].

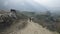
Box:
[1, 19, 59, 34]
[10, 20, 59, 34]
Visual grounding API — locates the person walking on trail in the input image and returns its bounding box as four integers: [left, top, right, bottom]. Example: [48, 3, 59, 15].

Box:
[29, 17, 33, 22]
[30, 17, 31, 22]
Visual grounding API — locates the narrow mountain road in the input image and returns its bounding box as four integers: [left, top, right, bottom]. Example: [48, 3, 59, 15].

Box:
[10, 19, 59, 34]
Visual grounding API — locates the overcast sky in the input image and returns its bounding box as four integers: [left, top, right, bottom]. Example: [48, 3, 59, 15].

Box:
[34, 0, 60, 11]
[0, 0, 60, 11]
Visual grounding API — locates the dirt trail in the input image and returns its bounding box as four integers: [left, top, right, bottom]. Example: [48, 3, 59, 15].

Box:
[9, 20, 59, 34]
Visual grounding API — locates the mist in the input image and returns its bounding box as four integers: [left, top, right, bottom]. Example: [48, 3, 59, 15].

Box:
[0, 0, 60, 12]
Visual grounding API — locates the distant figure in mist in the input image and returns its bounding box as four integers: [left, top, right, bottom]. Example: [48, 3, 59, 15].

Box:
[29, 17, 33, 22]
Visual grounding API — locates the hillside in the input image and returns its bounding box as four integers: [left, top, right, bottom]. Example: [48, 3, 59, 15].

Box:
[0, 10, 60, 34]
[22, 11, 60, 33]
[0, 10, 28, 34]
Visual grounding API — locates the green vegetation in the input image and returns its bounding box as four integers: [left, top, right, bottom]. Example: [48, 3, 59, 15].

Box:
[22, 11, 60, 33]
